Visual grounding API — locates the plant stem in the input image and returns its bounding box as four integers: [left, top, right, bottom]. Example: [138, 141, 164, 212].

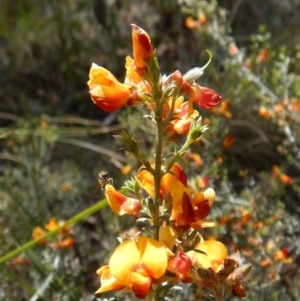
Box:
[152, 80, 163, 239]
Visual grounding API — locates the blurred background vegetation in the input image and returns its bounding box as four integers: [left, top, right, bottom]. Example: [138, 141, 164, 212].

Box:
[1, 0, 300, 300]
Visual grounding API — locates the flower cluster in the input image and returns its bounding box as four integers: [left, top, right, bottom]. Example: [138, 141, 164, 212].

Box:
[88, 25, 251, 300]
[32, 218, 74, 249]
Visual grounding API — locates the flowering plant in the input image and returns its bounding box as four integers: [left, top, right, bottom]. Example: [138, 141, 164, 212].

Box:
[87, 24, 251, 300]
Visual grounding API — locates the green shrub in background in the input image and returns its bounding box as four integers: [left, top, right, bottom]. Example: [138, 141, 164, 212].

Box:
[0, 0, 299, 300]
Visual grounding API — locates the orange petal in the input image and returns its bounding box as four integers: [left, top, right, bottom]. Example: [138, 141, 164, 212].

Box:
[54, 237, 74, 249]
[88, 64, 132, 112]
[192, 84, 222, 109]
[105, 184, 141, 216]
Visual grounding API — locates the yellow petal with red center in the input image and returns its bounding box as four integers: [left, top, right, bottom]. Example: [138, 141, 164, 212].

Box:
[187, 240, 228, 272]
[96, 265, 125, 294]
[105, 184, 141, 216]
[109, 236, 168, 286]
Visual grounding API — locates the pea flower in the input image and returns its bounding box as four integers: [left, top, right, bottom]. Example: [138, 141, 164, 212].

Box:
[96, 236, 168, 299]
[87, 64, 132, 112]
[189, 84, 222, 109]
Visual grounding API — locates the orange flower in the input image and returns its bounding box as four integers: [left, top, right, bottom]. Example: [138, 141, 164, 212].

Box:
[105, 184, 141, 217]
[189, 84, 222, 109]
[88, 63, 132, 112]
[32, 227, 46, 245]
[185, 16, 197, 29]
[257, 49, 269, 62]
[222, 135, 235, 148]
[274, 247, 292, 263]
[258, 106, 271, 119]
[169, 183, 216, 229]
[271, 165, 293, 185]
[54, 237, 75, 249]
[186, 152, 203, 167]
[131, 24, 153, 71]
[120, 164, 132, 175]
[96, 236, 168, 298]
[45, 218, 70, 236]
[210, 100, 232, 119]
[198, 13, 208, 25]
[163, 95, 199, 135]
[229, 43, 239, 56]
[172, 102, 199, 135]
[271, 165, 280, 177]
[280, 174, 293, 185]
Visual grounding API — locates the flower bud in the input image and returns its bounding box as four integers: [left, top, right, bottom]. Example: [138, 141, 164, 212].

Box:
[131, 24, 153, 70]
[167, 248, 192, 275]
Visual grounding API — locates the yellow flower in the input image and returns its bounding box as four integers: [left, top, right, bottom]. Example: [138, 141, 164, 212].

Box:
[96, 236, 168, 299]
[32, 227, 46, 245]
[187, 240, 228, 272]
[87, 63, 132, 112]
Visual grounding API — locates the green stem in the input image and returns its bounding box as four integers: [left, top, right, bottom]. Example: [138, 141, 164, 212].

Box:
[153, 115, 163, 228]
[163, 136, 193, 174]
